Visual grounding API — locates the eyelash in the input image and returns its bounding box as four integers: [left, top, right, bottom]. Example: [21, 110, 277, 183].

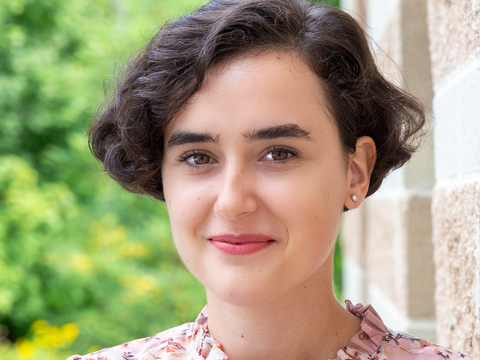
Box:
[261, 146, 300, 163]
[176, 146, 301, 169]
[176, 150, 214, 170]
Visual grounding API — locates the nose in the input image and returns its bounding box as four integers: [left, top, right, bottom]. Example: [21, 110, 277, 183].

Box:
[213, 161, 258, 220]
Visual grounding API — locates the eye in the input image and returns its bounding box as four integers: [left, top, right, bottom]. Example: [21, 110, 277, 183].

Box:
[188, 153, 211, 165]
[262, 146, 299, 162]
[266, 149, 290, 161]
[177, 150, 216, 167]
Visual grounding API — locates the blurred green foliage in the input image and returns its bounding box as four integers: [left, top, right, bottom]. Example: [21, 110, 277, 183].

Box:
[314, 0, 340, 6]
[0, 0, 341, 359]
[0, 0, 208, 358]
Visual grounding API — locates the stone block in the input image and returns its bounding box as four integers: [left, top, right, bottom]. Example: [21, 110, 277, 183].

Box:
[341, 193, 436, 340]
[432, 183, 480, 358]
[427, 0, 480, 88]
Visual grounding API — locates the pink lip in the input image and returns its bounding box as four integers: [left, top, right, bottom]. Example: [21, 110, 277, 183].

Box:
[209, 234, 274, 255]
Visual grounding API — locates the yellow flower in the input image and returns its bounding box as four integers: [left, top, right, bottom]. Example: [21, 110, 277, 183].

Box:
[15, 338, 36, 358]
[59, 323, 80, 348]
[30, 319, 80, 349]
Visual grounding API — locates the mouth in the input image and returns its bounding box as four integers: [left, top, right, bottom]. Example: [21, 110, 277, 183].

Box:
[208, 234, 275, 255]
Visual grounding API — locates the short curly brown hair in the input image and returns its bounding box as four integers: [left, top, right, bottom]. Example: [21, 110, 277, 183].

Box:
[90, 0, 425, 203]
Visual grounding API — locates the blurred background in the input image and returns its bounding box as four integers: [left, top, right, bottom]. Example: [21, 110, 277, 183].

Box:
[340, 0, 480, 357]
[0, 0, 340, 358]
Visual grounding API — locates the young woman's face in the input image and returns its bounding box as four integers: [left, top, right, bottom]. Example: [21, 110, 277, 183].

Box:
[162, 51, 350, 306]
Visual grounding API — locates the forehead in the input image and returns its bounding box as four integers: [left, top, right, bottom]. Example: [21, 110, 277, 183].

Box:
[204, 51, 324, 103]
[165, 51, 334, 137]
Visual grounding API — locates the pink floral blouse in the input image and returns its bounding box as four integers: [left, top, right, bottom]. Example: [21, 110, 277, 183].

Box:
[67, 301, 470, 360]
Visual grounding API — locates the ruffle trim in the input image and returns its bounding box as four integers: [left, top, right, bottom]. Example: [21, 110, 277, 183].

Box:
[191, 306, 227, 360]
[192, 302, 389, 360]
[336, 300, 388, 359]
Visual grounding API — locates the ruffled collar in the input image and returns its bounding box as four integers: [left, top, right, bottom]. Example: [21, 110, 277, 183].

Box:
[190, 301, 388, 360]
[336, 301, 389, 359]
[190, 307, 228, 360]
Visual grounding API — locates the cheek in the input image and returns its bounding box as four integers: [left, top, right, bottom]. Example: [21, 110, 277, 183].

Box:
[163, 176, 214, 244]
[266, 169, 346, 241]
[264, 167, 346, 212]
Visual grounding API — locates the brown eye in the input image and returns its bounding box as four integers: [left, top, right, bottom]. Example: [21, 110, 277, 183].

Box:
[270, 150, 289, 161]
[262, 146, 299, 163]
[192, 153, 211, 165]
[178, 150, 216, 168]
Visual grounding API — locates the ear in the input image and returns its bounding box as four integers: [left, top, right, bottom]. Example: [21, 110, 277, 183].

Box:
[344, 136, 377, 210]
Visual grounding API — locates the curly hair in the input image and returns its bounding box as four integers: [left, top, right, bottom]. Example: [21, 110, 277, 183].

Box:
[89, 0, 425, 203]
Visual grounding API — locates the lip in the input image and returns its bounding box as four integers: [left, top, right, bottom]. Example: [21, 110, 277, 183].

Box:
[209, 234, 274, 255]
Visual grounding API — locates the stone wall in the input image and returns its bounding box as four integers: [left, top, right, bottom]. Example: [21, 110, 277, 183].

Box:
[428, 0, 480, 356]
[340, 0, 480, 356]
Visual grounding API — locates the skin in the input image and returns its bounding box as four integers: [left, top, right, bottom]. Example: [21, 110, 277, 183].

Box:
[162, 51, 376, 360]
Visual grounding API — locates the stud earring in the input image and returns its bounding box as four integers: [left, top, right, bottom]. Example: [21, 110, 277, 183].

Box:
[351, 194, 358, 202]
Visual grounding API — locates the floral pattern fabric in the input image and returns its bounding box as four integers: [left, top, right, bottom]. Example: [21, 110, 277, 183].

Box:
[67, 301, 471, 360]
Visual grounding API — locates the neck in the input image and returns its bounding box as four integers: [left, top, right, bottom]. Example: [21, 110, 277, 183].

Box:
[206, 258, 361, 360]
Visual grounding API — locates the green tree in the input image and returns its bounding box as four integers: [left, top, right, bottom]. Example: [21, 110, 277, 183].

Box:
[0, 1, 207, 358]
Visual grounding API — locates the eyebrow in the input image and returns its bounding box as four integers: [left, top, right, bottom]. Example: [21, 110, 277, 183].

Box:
[167, 131, 219, 147]
[166, 123, 313, 148]
[243, 123, 313, 142]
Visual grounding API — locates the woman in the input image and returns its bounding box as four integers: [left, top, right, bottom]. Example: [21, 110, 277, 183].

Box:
[69, 0, 470, 359]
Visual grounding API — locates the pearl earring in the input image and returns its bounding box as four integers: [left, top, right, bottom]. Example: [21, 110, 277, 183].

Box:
[351, 194, 357, 202]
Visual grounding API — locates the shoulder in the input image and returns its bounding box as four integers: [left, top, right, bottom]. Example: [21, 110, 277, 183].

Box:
[344, 302, 471, 360]
[374, 329, 472, 359]
[66, 322, 193, 360]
